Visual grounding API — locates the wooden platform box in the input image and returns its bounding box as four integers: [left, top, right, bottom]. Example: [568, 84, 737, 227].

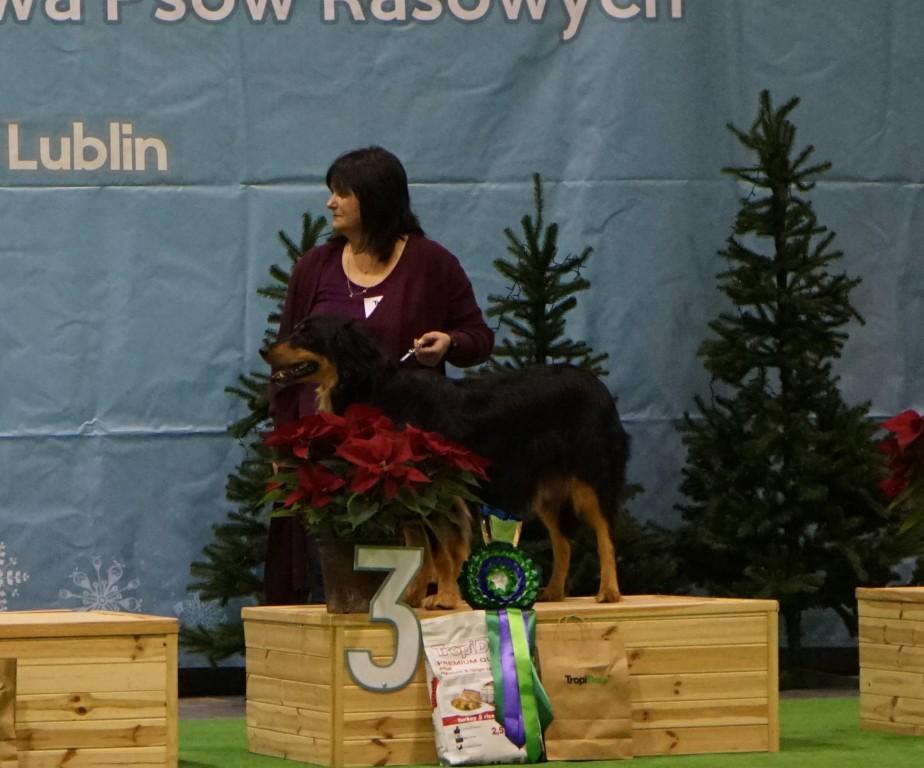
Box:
[0, 609, 178, 768]
[858, 586, 924, 735]
[244, 594, 779, 765]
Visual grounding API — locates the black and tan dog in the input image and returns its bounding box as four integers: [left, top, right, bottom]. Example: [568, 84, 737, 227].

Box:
[262, 316, 630, 609]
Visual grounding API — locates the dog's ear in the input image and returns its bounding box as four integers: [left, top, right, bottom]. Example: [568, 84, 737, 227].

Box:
[329, 321, 382, 407]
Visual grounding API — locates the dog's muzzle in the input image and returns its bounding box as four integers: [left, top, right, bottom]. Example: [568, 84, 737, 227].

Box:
[268, 360, 319, 383]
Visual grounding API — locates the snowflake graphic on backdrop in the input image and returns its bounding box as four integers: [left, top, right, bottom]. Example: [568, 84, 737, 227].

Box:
[0, 542, 30, 611]
[174, 593, 224, 631]
[59, 555, 142, 612]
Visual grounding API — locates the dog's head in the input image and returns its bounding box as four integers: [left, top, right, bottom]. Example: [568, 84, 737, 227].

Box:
[261, 316, 384, 410]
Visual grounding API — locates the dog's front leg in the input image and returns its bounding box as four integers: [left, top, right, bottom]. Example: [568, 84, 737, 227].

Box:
[421, 500, 472, 610]
[422, 539, 466, 610]
[401, 525, 432, 608]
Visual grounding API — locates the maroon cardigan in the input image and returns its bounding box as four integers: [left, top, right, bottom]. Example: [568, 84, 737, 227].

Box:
[270, 233, 494, 424]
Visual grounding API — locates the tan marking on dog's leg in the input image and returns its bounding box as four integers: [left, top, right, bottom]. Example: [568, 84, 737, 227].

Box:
[312, 359, 338, 413]
[572, 478, 621, 602]
[422, 501, 471, 610]
[402, 525, 433, 608]
[315, 387, 333, 413]
[534, 480, 571, 602]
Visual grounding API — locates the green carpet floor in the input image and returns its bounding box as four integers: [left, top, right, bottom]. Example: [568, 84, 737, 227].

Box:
[179, 698, 924, 767]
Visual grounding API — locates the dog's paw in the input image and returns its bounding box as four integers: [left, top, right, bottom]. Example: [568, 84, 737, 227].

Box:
[422, 592, 459, 610]
[595, 587, 622, 603]
[537, 586, 565, 603]
[402, 584, 427, 608]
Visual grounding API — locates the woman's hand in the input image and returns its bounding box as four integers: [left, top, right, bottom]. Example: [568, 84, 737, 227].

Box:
[414, 331, 452, 366]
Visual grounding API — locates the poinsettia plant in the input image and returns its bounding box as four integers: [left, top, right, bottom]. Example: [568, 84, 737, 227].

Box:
[262, 405, 489, 539]
[879, 409, 924, 533]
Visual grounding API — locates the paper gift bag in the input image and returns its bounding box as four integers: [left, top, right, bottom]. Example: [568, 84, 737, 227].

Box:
[0, 658, 17, 768]
[536, 620, 632, 760]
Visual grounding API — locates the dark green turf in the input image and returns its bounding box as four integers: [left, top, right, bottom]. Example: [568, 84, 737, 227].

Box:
[179, 698, 924, 767]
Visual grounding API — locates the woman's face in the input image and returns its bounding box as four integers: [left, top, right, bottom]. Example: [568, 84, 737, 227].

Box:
[326, 187, 361, 238]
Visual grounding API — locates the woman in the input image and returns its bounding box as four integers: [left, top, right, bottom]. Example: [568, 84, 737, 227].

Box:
[271, 146, 494, 424]
[266, 146, 494, 603]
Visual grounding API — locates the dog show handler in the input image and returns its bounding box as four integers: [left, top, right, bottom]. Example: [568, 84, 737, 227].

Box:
[265, 145, 494, 604]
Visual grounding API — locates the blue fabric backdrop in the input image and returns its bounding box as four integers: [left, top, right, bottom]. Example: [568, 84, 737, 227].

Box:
[0, 0, 921, 662]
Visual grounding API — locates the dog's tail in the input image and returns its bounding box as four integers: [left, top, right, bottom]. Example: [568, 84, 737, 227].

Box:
[602, 406, 631, 531]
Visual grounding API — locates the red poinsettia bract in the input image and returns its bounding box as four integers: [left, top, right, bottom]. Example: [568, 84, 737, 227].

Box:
[879, 409, 924, 501]
[403, 424, 490, 479]
[336, 431, 431, 500]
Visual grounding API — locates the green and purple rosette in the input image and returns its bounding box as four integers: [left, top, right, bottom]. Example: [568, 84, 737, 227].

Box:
[459, 508, 552, 762]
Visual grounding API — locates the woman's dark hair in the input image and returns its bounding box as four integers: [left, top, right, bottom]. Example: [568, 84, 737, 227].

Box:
[326, 146, 424, 263]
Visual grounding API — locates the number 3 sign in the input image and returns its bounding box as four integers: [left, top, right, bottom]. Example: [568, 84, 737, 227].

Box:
[345, 545, 424, 691]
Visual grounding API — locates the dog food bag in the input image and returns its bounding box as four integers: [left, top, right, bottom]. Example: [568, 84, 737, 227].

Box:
[421, 611, 529, 765]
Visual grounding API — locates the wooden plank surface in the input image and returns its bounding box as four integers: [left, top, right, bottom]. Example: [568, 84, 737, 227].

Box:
[766, 605, 780, 752]
[859, 617, 924, 647]
[861, 642, 924, 672]
[243, 595, 779, 628]
[857, 587, 924, 605]
[343, 682, 429, 713]
[860, 667, 924, 698]
[15, 662, 166, 695]
[247, 648, 331, 686]
[632, 671, 769, 702]
[245, 622, 332, 657]
[632, 697, 768, 728]
[247, 674, 330, 711]
[0, 612, 177, 639]
[248, 725, 331, 766]
[859, 600, 924, 624]
[343, 709, 433, 740]
[247, 700, 330, 741]
[341, 736, 436, 767]
[860, 692, 924, 726]
[860, 718, 924, 736]
[632, 724, 770, 756]
[0, 637, 167, 665]
[626, 644, 768, 675]
[165, 631, 178, 768]
[16, 718, 166, 750]
[17, 691, 167, 723]
[15, 746, 167, 767]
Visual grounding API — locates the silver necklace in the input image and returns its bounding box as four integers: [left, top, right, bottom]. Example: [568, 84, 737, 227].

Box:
[346, 276, 369, 298]
[344, 242, 373, 298]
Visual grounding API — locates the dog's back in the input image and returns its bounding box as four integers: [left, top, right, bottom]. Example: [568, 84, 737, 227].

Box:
[373, 363, 629, 524]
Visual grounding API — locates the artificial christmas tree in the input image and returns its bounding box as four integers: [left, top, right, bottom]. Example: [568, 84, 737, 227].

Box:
[487, 174, 607, 375]
[182, 213, 326, 663]
[486, 175, 677, 596]
[676, 91, 909, 667]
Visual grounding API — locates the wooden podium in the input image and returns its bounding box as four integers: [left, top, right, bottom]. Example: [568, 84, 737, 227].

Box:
[858, 586, 924, 735]
[244, 595, 779, 766]
[0, 609, 178, 768]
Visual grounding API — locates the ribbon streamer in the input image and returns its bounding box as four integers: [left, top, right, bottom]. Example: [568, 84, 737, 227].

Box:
[485, 609, 553, 762]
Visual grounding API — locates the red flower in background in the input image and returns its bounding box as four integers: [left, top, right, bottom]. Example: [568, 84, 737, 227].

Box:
[882, 410, 924, 451]
[878, 409, 924, 501]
